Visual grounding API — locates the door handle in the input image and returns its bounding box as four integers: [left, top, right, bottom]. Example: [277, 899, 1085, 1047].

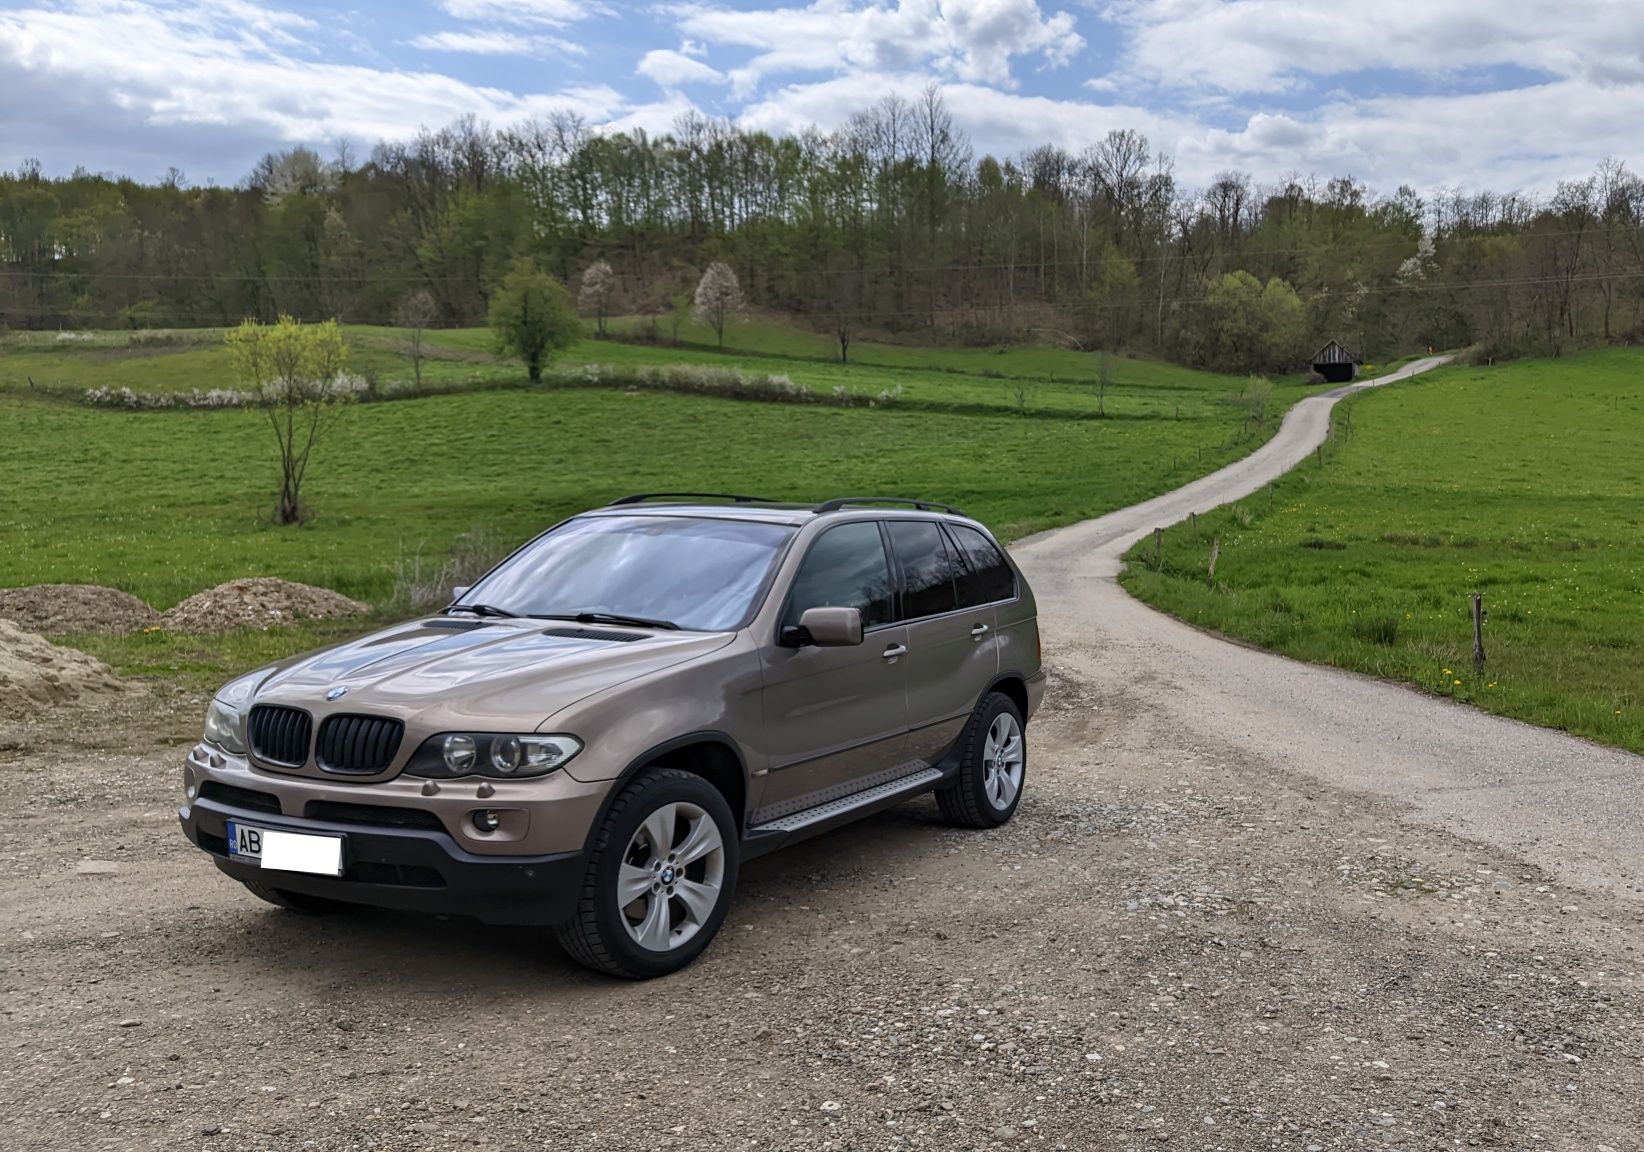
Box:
[970, 623, 991, 638]
[881, 644, 909, 660]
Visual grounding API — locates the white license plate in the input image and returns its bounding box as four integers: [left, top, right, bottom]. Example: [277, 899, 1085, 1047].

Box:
[226, 821, 344, 877]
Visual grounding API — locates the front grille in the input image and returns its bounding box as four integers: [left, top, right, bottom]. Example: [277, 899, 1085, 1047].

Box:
[248, 705, 312, 768]
[315, 714, 404, 776]
[306, 800, 444, 831]
[199, 781, 282, 815]
[352, 862, 445, 888]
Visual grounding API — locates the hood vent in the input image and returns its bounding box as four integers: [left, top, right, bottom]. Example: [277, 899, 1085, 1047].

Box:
[421, 618, 493, 631]
[541, 626, 646, 643]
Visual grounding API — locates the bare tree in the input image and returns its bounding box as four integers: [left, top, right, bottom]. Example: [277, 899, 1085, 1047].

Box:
[694, 262, 744, 349]
[393, 289, 438, 387]
[578, 260, 618, 337]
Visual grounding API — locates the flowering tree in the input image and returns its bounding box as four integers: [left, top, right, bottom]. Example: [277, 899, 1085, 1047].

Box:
[225, 316, 352, 525]
[578, 260, 618, 337]
[693, 262, 744, 349]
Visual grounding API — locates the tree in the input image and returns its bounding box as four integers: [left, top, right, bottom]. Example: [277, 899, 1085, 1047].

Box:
[578, 260, 618, 337]
[225, 316, 352, 525]
[392, 289, 438, 387]
[693, 261, 744, 349]
[1095, 349, 1113, 418]
[487, 260, 580, 382]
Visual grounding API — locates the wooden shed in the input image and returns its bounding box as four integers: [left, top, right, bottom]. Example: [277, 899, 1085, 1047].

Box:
[1311, 340, 1358, 383]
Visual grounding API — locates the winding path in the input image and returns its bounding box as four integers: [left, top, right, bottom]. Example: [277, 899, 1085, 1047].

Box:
[1013, 357, 1644, 901]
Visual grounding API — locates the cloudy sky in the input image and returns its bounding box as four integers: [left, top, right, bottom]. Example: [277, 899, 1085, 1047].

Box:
[2, 0, 1640, 192]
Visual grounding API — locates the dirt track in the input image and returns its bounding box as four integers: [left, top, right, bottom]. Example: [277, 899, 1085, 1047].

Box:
[5, 357, 1644, 1148]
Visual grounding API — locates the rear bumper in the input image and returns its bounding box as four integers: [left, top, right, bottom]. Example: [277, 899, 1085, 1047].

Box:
[181, 798, 585, 926]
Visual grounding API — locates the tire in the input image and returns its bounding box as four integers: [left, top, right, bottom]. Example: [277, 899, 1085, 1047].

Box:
[935, 692, 1027, 829]
[241, 879, 347, 914]
[555, 768, 740, 979]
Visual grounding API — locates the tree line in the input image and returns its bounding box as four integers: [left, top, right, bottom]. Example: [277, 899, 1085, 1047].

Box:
[3, 87, 1643, 370]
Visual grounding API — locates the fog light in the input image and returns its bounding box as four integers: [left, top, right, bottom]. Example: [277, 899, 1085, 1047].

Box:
[471, 809, 501, 833]
[185, 784, 198, 800]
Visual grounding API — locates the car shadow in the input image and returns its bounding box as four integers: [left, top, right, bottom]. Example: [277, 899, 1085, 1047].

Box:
[201, 798, 952, 993]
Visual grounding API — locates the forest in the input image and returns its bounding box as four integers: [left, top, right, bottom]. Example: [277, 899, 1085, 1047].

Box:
[3, 87, 1641, 371]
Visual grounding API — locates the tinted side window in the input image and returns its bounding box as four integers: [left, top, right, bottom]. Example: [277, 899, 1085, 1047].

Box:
[950, 525, 1016, 605]
[888, 520, 958, 620]
[784, 522, 893, 628]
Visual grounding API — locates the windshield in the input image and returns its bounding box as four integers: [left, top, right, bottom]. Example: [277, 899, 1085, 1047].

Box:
[457, 515, 796, 632]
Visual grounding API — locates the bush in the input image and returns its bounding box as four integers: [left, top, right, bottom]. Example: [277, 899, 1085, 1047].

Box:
[390, 526, 511, 615]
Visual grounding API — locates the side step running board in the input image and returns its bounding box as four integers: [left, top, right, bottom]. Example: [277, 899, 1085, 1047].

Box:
[751, 767, 944, 834]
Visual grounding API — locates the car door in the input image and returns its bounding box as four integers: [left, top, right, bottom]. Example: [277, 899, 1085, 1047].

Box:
[887, 519, 1000, 765]
[755, 520, 911, 823]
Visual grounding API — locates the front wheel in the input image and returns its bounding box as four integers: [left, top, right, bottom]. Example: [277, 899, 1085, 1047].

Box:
[936, 692, 1026, 829]
[555, 768, 739, 979]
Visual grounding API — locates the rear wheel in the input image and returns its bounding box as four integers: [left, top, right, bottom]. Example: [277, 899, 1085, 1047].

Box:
[241, 879, 347, 914]
[555, 768, 739, 979]
[936, 692, 1026, 829]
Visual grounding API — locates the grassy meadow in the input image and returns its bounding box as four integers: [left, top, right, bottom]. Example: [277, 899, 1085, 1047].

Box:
[0, 319, 1297, 668]
[1120, 348, 1644, 754]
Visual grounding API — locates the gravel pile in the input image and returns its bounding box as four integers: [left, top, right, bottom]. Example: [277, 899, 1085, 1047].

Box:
[159, 578, 370, 632]
[0, 619, 127, 714]
[0, 584, 160, 636]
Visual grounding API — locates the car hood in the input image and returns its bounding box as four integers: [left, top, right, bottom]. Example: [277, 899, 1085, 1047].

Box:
[249, 617, 734, 730]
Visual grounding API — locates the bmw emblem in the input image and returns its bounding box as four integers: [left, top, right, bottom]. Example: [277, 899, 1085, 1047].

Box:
[326, 686, 349, 701]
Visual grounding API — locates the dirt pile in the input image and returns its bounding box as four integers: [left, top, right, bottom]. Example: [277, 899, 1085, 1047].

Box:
[0, 584, 160, 636]
[0, 620, 127, 714]
[159, 578, 370, 632]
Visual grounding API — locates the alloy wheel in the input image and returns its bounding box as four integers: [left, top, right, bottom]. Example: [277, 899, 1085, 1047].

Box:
[617, 801, 726, 951]
[982, 713, 1024, 810]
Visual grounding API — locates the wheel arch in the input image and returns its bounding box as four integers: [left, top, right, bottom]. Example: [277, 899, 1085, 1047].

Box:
[606, 731, 750, 835]
[985, 672, 1030, 721]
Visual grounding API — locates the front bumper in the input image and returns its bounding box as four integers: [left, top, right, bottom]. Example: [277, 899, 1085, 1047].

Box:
[180, 797, 586, 926]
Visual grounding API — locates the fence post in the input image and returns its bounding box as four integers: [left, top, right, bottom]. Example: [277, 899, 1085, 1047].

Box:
[1472, 593, 1486, 671]
[1208, 538, 1220, 585]
[1152, 527, 1163, 570]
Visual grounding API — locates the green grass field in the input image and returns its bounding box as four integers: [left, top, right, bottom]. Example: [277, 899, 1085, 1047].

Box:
[0, 318, 1281, 422]
[1120, 348, 1644, 754]
[0, 317, 1303, 686]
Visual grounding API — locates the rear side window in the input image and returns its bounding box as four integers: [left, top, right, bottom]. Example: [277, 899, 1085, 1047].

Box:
[784, 522, 894, 628]
[949, 524, 1016, 606]
[888, 520, 958, 620]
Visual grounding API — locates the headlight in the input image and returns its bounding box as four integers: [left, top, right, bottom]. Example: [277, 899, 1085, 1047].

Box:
[203, 698, 247, 755]
[405, 733, 582, 780]
[201, 671, 262, 755]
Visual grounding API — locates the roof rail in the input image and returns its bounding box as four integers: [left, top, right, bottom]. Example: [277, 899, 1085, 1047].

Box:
[608, 492, 778, 506]
[815, 497, 967, 516]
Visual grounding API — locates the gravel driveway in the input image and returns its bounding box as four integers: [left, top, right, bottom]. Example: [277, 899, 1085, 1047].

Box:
[6, 357, 1642, 1148]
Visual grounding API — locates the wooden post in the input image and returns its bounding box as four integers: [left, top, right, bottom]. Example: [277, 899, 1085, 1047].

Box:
[1152, 527, 1163, 570]
[1472, 593, 1486, 671]
[1189, 511, 1197, 529]
[1207, 538, 1220, 585]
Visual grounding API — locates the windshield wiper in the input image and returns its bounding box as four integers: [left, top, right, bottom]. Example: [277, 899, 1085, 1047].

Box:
[445, 602, 519, 619]
[532, 611, 679, 631]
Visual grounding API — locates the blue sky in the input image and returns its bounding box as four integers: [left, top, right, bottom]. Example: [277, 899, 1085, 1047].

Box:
[3, 1, 1641, 192]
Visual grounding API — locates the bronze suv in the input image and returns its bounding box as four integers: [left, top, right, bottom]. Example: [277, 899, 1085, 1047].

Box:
[180, 495, 1044, 977]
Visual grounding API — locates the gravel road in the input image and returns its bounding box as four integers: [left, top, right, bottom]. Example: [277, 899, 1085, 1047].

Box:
[5, 358, 1643, 1149]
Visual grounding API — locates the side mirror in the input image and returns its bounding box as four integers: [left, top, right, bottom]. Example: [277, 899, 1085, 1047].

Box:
[784, 606, 864, 648]
[451, 585, 470, 601]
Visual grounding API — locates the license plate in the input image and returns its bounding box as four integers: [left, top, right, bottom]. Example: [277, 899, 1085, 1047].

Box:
[226, 820, 344, 877]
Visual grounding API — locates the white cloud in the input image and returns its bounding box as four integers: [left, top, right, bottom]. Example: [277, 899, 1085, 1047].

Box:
[1102, 0, 1644, 93]
[438, 0, 602, 27]
[410, 29, 585, 57]
[638, 47, 728, 88]
[0, 0, 626, 180]
[673, 0, 1085, 89]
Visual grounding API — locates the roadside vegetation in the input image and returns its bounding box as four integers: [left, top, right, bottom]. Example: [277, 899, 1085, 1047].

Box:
[1120, 349, 1644, 754]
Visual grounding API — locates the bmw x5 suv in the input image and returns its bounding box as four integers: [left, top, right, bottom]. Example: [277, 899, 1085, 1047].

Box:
[180, 495, 1045, 977]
